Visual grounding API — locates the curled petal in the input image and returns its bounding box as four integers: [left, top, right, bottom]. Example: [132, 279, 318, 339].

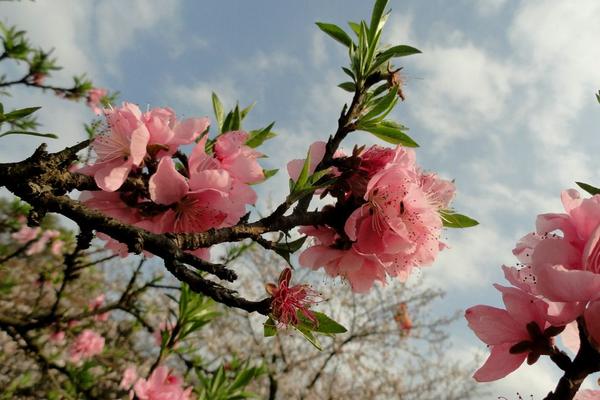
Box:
[149, 158, 188, 205]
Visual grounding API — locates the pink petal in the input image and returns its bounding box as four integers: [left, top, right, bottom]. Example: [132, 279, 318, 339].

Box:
[149, 158, 189, 205]
[494, 284, 548, 330]
[129, 125, 150, 166]
[465, 305, 526, 345]
[189, 169, 231, 192]
[534, 264, 600, 302]
[172, 117, 210, 145]
[473, 342, 527, 382]
[95, 160, 133, 192]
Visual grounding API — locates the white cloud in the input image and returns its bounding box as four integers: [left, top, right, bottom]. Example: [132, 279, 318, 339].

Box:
[408, 42, 512, 147]
[94, 0, 182, 75]
[167, 78, 239, 117]
[1, 1, 96, 83]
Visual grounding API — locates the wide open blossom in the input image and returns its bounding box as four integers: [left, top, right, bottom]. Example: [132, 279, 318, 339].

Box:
[69, 329, 105, 363]
[509, 189, 600, 303]
[297, 145, 453, 291]
[266, 268, 319, 327]
[465, 284, 550, 382]
[133, 366, 193, 400]
[81, 102, 150, 191]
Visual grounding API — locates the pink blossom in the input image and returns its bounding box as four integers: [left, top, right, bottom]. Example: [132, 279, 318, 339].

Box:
[575, 390, 600, 400]
[287, 141, 328, 182]
[120, 366, 138, 390]
[299, 225, 386, 292]
[266, 268, 318, 327]
[81, 102, 149, 191]
[214, 131, 264, 184]
[50, 239, 64, 255]
[345, 159, 444, 280]
[86, 87, 108, 115]
[89, 294, 110, 322]
[26, 229, 59, 255]
[153, 320, 176, 347]
[520, 190, 600, 303]
[133, 366, 193, 400]
[69, 329, 105, 363]
[143, 106, 209, 157]
[49, 330, 65, 344]
[465, 284, 550, 382]
[149, 157, 229, 233]
[11, 225, 40, 243]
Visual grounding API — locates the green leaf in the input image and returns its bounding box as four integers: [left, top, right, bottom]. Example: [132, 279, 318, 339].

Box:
[263, 317, 277, 337]
[262, 168, 278, 180]
[272, 236, 307, 264]
[372, 45, 422, 73]
[377, 44, 421, 60]
[211, 92, 224, 132]
[341, 67, 355, 80]
[2, 106, 41, 121]
[315, 22, 353, 48]
[311, 312, 347, 334]
[440, 210, 479, 228]
[369, 0, 389, 40]
[294, 325, 322, 351]
[360, 88, 398, 123]
[348, 21, 361, 37]
[294, 148, 312, 190]
[241, 102, 255, 120]
[246, 122, 276, 148]
[231, 104, 241, 131]
[0, 102, 4, 115]
[360, 120, 418, 147]
[576, 181, 600, 195]
[0, 130, 57, 139]
[338, 81, 356, 92]
[596, 90, 600, 104]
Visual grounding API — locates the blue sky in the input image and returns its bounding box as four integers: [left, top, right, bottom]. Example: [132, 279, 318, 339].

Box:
[2, 0, 600, 396]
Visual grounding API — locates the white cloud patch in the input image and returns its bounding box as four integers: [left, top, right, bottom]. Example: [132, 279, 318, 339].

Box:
[94, 0, 182, 75]
[408, 42, 512, 148]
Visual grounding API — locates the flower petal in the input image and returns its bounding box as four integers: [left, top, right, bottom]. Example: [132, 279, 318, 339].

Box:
[149, 158, 188, 205]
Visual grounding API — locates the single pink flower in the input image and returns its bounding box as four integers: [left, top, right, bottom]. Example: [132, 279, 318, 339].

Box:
[80, 102, 150, 191]
[148, 157, 229, 233]
[86, 87, 108, 115]
[345, 165, 443, 279]
[465, 284, 550, 382]
[133, 366, 193, 400]
[120, 366, 138, 390]
[266, 268, 319, 327]
[69, 329, 105, 363]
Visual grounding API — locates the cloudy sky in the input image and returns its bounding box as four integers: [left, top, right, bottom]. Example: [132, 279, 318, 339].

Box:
[2, 0, 600, 397]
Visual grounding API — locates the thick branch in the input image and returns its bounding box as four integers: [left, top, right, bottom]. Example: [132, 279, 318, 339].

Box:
[544, 318, 600, 400]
